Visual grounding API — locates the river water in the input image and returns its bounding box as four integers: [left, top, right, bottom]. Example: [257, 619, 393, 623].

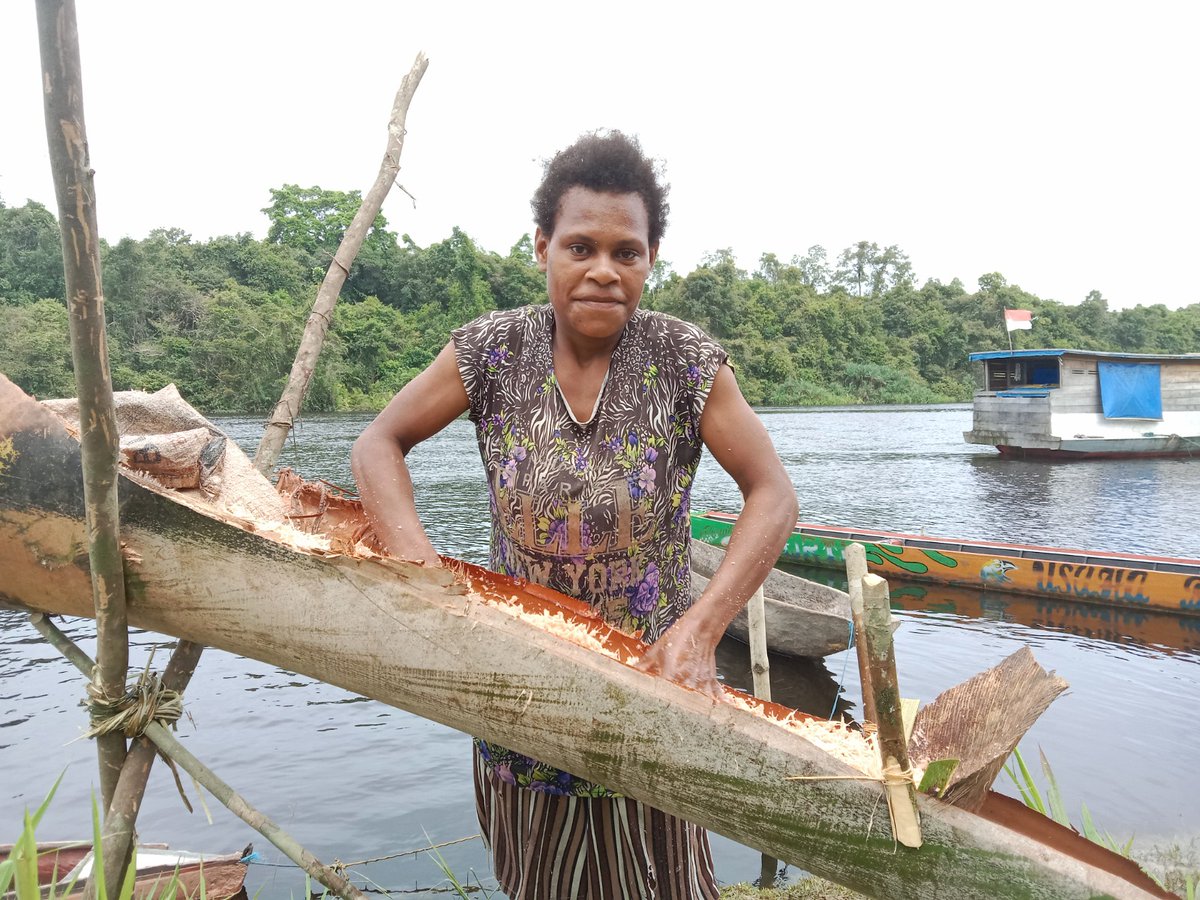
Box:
[3, 404, 1199, 896]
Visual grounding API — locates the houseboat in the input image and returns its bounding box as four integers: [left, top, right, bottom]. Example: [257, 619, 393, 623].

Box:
[963, 348, 1200, 459]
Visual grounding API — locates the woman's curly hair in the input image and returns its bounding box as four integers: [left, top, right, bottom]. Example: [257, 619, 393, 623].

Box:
[531, 130, 669, 246]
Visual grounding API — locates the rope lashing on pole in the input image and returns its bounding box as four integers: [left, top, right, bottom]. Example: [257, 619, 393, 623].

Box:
[85, 671, 183, 740]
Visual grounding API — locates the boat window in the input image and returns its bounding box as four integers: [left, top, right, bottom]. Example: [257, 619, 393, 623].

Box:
[984, 356, 1061, 390]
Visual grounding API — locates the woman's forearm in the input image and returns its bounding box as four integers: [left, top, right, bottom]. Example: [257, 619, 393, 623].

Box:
[350, 428, 440, 566]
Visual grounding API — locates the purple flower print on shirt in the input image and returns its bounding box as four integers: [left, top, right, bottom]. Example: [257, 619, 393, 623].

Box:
[485, 345, 512, 372]
[636, 464, 656, 496]
[494, 763, 515, 785]
[498, 445, 527, 488]
[547, 517, 567, 552]
[629, 562, 660, 617]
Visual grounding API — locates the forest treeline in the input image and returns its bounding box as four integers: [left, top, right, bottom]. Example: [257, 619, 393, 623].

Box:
[2, 187, 1198, 413]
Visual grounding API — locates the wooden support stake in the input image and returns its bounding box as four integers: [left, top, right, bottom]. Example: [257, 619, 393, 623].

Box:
[255, 52, 430, 475]
[29, 615, 205, 896]
[35, 0, 129, 830]
[746, 586, 771, 702]
[844, 543, 877, 726]
[27, 617, 366, 900]
[98, 640, 205, 894]
[860, 573, 921, 848]
[745, 585, 778, 888]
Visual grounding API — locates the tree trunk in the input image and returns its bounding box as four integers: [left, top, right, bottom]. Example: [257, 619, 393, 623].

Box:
[254, 53, 429, 475]
[35, 0, 129, 835]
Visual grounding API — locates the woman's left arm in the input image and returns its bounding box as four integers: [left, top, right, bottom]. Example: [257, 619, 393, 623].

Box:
[636, 363, 798, 696]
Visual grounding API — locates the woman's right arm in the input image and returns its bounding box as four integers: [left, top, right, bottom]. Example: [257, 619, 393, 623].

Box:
[350, 341, 470, 566]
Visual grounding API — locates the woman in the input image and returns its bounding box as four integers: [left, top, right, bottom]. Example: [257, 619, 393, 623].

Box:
[352, 131, 797, 899]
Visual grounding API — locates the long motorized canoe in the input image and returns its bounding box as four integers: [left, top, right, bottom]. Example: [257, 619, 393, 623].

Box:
[0, 377, 1173, 899]
[692, 511, 1200, 617]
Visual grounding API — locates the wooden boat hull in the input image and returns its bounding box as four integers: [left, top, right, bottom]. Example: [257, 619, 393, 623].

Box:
[690, 537, 853, 658]
[0, 842, 248, 900]
[0, 377, 1170, 899]
[692, 511, 1200, 617]
[791, 565, 1200, 656]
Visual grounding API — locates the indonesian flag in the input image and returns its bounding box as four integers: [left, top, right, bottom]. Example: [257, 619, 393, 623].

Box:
[1004, 309, 1033, 331]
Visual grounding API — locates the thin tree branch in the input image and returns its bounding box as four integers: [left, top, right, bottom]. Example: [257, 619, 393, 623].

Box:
[254, 52, 429, 475]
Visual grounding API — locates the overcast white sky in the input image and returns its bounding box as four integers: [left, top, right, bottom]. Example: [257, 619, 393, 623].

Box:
[2, 1, 1197, 311]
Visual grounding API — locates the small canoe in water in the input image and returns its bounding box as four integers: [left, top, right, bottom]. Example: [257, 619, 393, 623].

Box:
[0, 842, 249, 900]
[690, 538, 854, 658]
[692, 510, 1200, 617]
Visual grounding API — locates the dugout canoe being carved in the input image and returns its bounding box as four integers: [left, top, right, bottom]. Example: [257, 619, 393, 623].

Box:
[0, 375, 1173, 899]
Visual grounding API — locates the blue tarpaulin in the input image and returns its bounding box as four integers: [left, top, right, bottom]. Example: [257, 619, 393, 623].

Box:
[1098, 362, 1162, 419]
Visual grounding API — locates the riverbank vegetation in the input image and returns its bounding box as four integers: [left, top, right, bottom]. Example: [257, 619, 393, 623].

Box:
[3, 189, 1198, 413]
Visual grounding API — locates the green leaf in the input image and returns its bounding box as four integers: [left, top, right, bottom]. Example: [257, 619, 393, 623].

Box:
[1039, 748, 1070, 826]
[917, 758, 959, 796]
[1006, 747, 1046, 815]
[90, 795, 106, 900]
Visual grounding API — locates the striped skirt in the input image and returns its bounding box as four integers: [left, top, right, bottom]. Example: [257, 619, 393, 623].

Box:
[474, 751, 720, 899]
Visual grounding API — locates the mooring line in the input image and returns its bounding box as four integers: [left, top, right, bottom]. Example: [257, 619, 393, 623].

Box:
[828, 617, 855, 721]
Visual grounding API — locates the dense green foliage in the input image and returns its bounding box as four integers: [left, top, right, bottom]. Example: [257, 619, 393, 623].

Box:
[2, 193, 1197, 413]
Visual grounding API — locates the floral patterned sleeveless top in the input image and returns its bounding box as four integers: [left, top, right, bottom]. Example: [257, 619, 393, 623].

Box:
[452, 304, 727, 797]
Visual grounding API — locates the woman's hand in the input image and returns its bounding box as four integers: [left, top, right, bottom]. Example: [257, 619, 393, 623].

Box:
[635, 611, 725, 699]
[379, 531, 442, 568]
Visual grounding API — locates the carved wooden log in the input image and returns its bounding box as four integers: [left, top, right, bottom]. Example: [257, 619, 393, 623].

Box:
[0, 376, 1171, 900]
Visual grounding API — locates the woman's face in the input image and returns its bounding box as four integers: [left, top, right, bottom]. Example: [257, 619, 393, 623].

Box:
[535, 187, 658, 351]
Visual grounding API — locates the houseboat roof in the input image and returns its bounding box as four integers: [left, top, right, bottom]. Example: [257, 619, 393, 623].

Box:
[969, 348, 1200, 363]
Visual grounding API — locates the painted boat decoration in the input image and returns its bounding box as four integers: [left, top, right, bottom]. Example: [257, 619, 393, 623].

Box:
[692, 511, 1200, 617]
[0, 376, 1174, 899]
[963, 348, 1200, 459]
[690, 536, 854, 658]
[0, 841, 250, 900]
[793, 567, 1200, 656]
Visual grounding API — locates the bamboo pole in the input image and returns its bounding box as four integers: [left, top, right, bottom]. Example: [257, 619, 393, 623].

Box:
[28, 616, 366, 900]
[99, 642, 204, 895]
[35, 0, 129, 818]
[29, 615, 205, 896]
[860, 573, 922, 848]
[844, 543, 877, 726]
[744, 586, 779, 888]
[254, 53, 430, 475]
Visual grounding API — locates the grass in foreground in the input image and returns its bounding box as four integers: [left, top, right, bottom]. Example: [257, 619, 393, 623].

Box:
[720, 878, 863, 899]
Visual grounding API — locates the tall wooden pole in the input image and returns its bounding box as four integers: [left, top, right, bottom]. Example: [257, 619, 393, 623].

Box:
[254, 52, 429, 475]
[844, 543, 877, 725]
[745, 586, 778, 888]
[860, 573, 921, 847]
[35, 0, 129, 815]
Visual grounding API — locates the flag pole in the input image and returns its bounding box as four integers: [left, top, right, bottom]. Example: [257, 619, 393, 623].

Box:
[1005, 309, 1014, 353]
